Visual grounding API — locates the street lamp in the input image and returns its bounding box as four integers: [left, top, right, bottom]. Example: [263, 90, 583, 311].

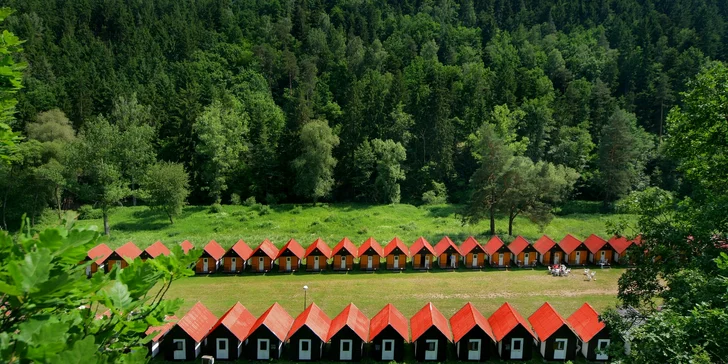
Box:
[303, 285, 308, 310]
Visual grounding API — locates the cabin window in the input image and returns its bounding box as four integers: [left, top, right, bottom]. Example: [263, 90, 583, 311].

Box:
[342, 341, 350, 351]
[512, 340, 521, 350]
[175, 341, 184, 350]
[468, 341, 479, 351]
[426, 341, 436, 351]
[301, 340, 309, 351]
[383, 341, 392, 351]
[259, 340, 268, 350]
[218, 340, 226, 350]
[554, 340, 565, 350]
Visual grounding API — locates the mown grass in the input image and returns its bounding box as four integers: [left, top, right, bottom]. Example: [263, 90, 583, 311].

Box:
[74, 203, 631, 250]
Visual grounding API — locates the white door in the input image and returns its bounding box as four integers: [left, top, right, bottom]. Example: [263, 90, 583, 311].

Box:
[600, 250, 606, 262]
[467, 339, 481, 360]
[314, 256, 319, 270]
[382, 339, 395, 360]
[554, 253, 560, 264]
[393, 255, 399, 269]
[173, 339, 186, 360]
[258, 257, 265, 271]
[596, 339, 610, 360]
[450, 255, 456, 268]
[86, 265, 91, 276]
[498, 253, 504, 266]
[424, 256, 430, 269]
[231, 257, 237, 272]
[524, 253, 530, 266]
[340, 339, 352, 360]
[286, 257, 291, 271]
[257, 339, 269, 360]
[553, 338, 567, 360]
[575, 251, 581, 264]
[511, 338, 524, 359]
[340, 256, 346, 269]
[472, 254, 478, 267]
[203, 258, 209, 272]
[216, 338, 229, 359]
[299, 339, 312, 360]
[425, 339, 438, 360]
[367, 255, 373, 269]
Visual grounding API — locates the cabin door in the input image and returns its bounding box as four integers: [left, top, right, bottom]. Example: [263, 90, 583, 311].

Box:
[472, 254, 478, 267]
[340, 339, 353, 360]
[314, 256, 320, 270]
[203, 258, 209, 272]
[340, 256, 346, 269]
[258, 257, 265, 271]
[553, 338, 568, 360]
[231, 257, 237, 272]
[524, 253, 530, 266]
[423, 254, 429, 269]
[216, 338, 229, 359]
[498, 253, 504, 266]
[596, 339, 610, 360]
[286, 257, 291, 271]
[467, 339, 481, 360]
[393, 255, 399, 269]
[86, 265, 91, 277]
[554, 253, 560, 264]
[382, 339, 395, 360]
[257, 339, 269, 360]
[510, 338, 524, 359]
[600, 250, 606, 262]
[425, 339, 438, 360]
[367, 256, 373, 269]
[173, 339, 186, 360]
[299, 339, 312, 360]
[575, 251, 581, 264]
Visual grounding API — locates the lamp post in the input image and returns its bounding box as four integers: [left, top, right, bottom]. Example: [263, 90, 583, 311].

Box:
[303, 285, 308, 310]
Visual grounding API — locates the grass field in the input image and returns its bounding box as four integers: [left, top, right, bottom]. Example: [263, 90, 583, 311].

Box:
[74, 203, 631, 250]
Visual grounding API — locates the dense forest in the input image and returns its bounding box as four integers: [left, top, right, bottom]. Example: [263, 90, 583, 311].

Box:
[2, 0, 728, 230]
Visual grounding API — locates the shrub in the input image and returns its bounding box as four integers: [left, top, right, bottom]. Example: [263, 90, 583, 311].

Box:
[209, 203, 223, 213]
[291, 205, 303, 214]
[422, 181, 448, 205]
[78, 205, 102, 220]
[243, 196, 257, 206]
[230, 193, 242, 205]
[265, 193, 279, 205]
[258, 205, 272, 216]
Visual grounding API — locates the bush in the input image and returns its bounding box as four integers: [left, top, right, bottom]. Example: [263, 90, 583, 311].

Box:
[78, 205, 102, 220]
[257, 205, 272, 216]
[555, 200, 603, 215]
[265, 193, 279, 205]
[422, 181, 448, 205]
[209, 203, 223, 213]
[230, 193, 242, 205]
[36, 208, 60, 227]
[243, 196, 257, 206]
[291, 205, 303, 214]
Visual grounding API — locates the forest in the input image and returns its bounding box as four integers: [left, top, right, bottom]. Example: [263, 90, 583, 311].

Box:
[1, 0, 728, 232]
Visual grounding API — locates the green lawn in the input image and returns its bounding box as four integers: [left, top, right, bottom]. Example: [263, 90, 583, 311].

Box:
[74, 203, 631, 250]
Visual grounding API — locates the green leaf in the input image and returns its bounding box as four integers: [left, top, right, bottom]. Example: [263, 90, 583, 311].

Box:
[0, 280, 21, 296]
[51, 336, 100, 364]
[8, 248, 52, 293]
[105, 281, 133, 312]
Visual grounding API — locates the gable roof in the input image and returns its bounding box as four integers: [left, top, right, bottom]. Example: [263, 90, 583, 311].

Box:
[609, 236, 633, 254]
[487, 303, 535, 341]
[411, 302, 452, 342]
[434, 236, 461, 256]
[410, 237, 436, 255]
[253, 239, 279, 259]
[210, 302, 256, 341]
[559, 234, 585, 254]
[276, 239, 305, 259]
[227, 239, 253, 260]
[177, 302, 217, 342]
[180, 240, 194, 254]
[88, 243, 113, 264]
[533, 235, 557, 254]
[484, 236, 505, 256]
[450, 303, 495, 343]
[567, 303, 606, 342]
[327, 303, 370, 342]
[304, 238, 332, 259]
[144, 241, 170, 258]
[331, 237, 359, 257]
[116, 242, 142, 260]
[584, 234, 608, 254]
[145, 315, 178, 342]
[508, 236, 531, 255]
[528, 303, 570, 341]
[459, 236, 485, 255]
[370, 304, 409, 342]
[248, 303, 293, 341]
[203, 240, 226, 260]
[358, 237, 384, 257]
[384, 237, 410, 257]
[288, 303, 331, 341]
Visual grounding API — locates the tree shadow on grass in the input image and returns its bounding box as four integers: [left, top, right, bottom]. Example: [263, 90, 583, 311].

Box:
[425, 204, 461, 218]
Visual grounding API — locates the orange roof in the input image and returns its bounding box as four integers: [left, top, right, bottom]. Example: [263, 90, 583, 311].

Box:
[358, 237, 384, 257]
[459, 236, 485, 255]
[210, 302, 256, 341]
[566, 303, 605, 342]
[327, 303, 370, 342]
[229, 239, 253, 259]
[248, 303, 293, 341]
[370, 303, 409, 342]
[276, 239, 305, 259]
[288, 303, 331, 341]
[434, 236, 461, 256]
[528, 303, 570, 341]
[559, 234, 584, 254]
[116, 242, 142, 260]
[145, 241, 170, 258]
[88, 243, 113, 264]
[331, 237, 359, 257]
[145, 315, 178, 342]
[203, 240, 226, 260]
[487, 303, 534, 341]
[609, 236, 633, 254]
[508, 236, 531, 255]
[483, 236, 505, 256]
[180, 240, 194, 254]
[450, 303, 495, 343]
[533, 235, 557, 254]
[584, 234, 608, 254]
[410, 237, 436, 255]
[304, 238, 332, 259]
[253, 239, 279, 259]
[177, 302, 217, 342]
[411, 302, 452, 341]
[384, 237, 410, 257]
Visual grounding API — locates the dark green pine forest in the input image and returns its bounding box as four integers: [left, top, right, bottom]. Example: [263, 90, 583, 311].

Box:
[2, 0, 727, 230]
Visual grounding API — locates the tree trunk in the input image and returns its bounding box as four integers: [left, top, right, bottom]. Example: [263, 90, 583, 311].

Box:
[103, 212, 110, 236]
[489, 205, 495, 236]
[508, 214, 514, 236]
[168, 213, 174, 224]
[131, 177, 137, 206]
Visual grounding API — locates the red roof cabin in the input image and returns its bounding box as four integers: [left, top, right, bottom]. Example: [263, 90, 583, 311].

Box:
[162, 302, 217, 361]
[384, 237, 410, 270]
[304, 238, 332, 272]
[560, 234, 589, 265]
[196, 240, 225, 274]
[508, 236, 538, 268]
[484, 236, 511, 268]
[369, 304, 409, 362]
[358, 237, 384, 271]
[287, 303, 331, 361]
[450, 303, 496, 361]
[145, 316, 178, 358]
[460, 236, 487, 269]
[331, 237, 359, 271]
[180, 240, 194, 254]
[533, 235, 565, 265]
[435, 236, 462, 269]
[250, 239, 279, 272]
[567, 303, 612, 361]
[140, 241, 170, 260]
[608, 236, 635, 265]
[106, 242, 142, 272]
[410, 237, 436, 270]
[222, 239, 252, 273]
[276, 239, 305, 272]
[584, 234, 611, 266]
[326, 303, 370, 361]
[528, 303, 577, 361]
[85, 243, 112, 277]
[411, 302, 452, 362]
[245, 303, 293, 360]
[488, 303, 535, 361]
[204, 302, 256, 361]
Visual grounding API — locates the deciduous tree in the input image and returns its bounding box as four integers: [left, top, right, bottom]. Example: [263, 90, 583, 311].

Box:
[292, 119, 339, 203]
[141, 162, 190, 224]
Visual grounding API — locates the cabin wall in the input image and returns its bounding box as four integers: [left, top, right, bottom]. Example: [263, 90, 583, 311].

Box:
[278, 257, 300, 272]
[439, 253, 459, 268]
[465, 253, 485, 268]
[499, 325, 533, 360]
[246, 328, 283, 360]
[490, 252, 511, 266]
[250, 256, 272, 272]
[386, 254, 407, 269]
[585, 328, 612, 361]
[413, 327, 448, 362]
[540, 325, 577, 361]
[515, 252, 537, 266]
[162, 328, 197, 361]
[195, 257, 218, 273]
[288, 327, 324, 361]
[329, 327, 364, 361]
[359, 255, 380, 270]
[222, 256, 245, 272]
[333, 254, 354, 270]
[371, 326, 406, 362]
[205, 326, 240, 360]
[413, 254, 434, 269]
[568, 250, 587, 265]
[305, 255, 328, 271]
[456, 328, 493, 361]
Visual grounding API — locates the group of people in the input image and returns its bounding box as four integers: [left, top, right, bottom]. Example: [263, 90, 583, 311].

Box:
[547, 263, 571, 277]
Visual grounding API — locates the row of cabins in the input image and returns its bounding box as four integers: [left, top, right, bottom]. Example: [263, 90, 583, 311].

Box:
[86, 234, 640, 276]
[146, 301, 614, 362]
